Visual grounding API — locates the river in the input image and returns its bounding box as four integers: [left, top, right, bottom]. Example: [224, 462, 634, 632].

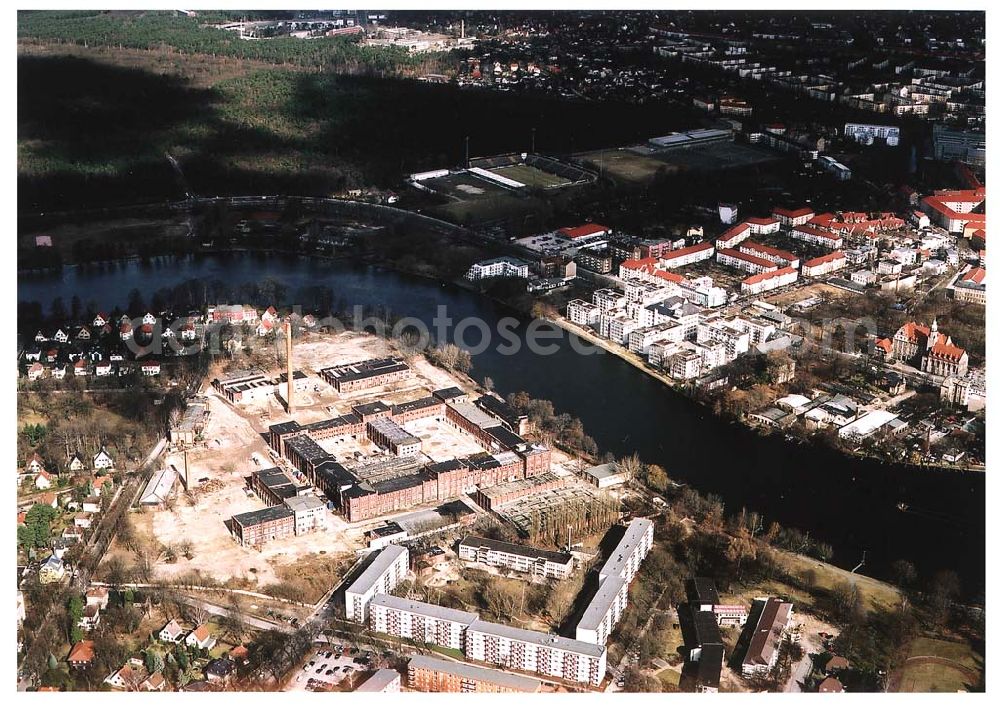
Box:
[18, 252, 985, 593]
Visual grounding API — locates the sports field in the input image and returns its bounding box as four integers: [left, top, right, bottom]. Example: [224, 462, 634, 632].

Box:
[420, 171, 509, 200]
[891, 637, 983, 692]
[487, 163, 573, 188]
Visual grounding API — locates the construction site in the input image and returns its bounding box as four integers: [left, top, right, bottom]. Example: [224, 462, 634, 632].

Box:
[125, 327, 621, 600]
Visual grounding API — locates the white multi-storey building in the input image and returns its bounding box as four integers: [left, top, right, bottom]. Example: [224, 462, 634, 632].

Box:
[697, 318, 751, 363]
[369, 594, 478, 650]
[741, 267, 799, 295]
[458, 536, 574, 579]
[716, 248, 778, 275]
[465, 257, 530, 281]
[566, 299, 601, 327]
[844, 122, 900, 146]
[789, 225, 844, 250]
[801, 251, 847, 277]
[628, 323, 685, 354]
[659, 242, 715, 269]
[344, 544, 409, 623]
[738, 241, 800, 269]
[464, 620, 607, 686]
[592, 288, 627, 312]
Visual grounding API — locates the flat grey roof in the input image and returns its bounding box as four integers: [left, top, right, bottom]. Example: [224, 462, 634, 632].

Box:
[584, 462, 621, 480]
[407, 654, 541, 692]
[345, 545, 408, 597]
[459, 535, 573, 566]
[599, 518, 653, 580]
[575, 574, 627, 633]
[283, 494, 325, 513]
[355, 668, 400, 692]
[370, 593, 478, 625]
[467, 619, 604, 658]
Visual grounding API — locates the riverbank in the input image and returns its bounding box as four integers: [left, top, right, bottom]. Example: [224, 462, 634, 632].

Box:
[545, 313, 981, 474]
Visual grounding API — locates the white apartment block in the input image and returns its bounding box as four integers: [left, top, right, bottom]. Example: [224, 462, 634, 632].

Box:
[574, 517, 654, 646]
[851, 269, 877, 286]
[741, 267, 799, 295]
[607, 314, 641, 345]
[844, 123, 900, 146]
[738, 241, 800, 269]
[789, 225, 844, 250]
[659, 242, 715, 269]
[670, 349, 703, 380]
[680, 279, 728, 308]
[599, 518, 653, 584]
[772, 207, 815, 227]
[716, 223, 751, 250]
[458, 536, 574, 580]
[465, 257, 530, 281]
[370, 594, 478, 650]
[628, 323, 684, 354]
[464, 620, 607, 686]
[648, 340, 681, 368]
[593, 288, 626, 312]
[574, 575, 628, 647]
[344, 544, 409, 623]
[716, 248, 778, 275]
[746, 217, 781, 235]
[697, 318, 751, 362]
[566, 299, 601, 327]
[623, 278, 678, 305]
[801, 251, 847, 278]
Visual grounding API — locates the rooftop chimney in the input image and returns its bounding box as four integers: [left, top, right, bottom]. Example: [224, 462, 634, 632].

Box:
[285, 320, 295, 414]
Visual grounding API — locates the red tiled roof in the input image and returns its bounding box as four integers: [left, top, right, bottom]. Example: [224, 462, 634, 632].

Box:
[68, 640, 96, 664]
[875, 338, 893, 354]
[793, 224, 842, 241]
[742, 266, 797, 286]
[660, 242, 713, 261]
[190, 624, 211, 642]
[745, 216, 778, 226]
[773, 206, 814, 218]
[803, 251, 846, 268]
[558, 223, 609, 239]
[898, 322, 931, 343]
[717, 223, 750, 243]
[718, 248, 776, 270]
[959, 266, 986, 284]
[819, 677, 844, 693]
[739, 241, 797, 262]
[929, 341, 966, 362]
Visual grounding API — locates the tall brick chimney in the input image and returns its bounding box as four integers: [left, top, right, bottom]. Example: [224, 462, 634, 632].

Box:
[285, 320, 294, 414]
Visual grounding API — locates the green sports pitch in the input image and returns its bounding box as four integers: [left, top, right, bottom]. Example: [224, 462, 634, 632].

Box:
[485, 163, 574, 188]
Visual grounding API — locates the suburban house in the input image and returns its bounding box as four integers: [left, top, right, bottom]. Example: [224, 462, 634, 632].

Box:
[86, 587, 110, 610]
[159, 619, 185, 644]
[83, 496, 103, 513]
[105, 659, 146, 690]
[26, 452, 46, 474]
[67, 640, 96, 669]
[34, 471, 54, 490]
[67, 453, 86, 472]
[141, 361, 161, 376]
[78, 604, 101, 631]
[28, 362, 44, 380]
[93, 449, 115, 470]
[141, 672, 167, 691]
[39, 555, 66, 584]
[205, 657, 237, 683]
[185, 624, 216, 650]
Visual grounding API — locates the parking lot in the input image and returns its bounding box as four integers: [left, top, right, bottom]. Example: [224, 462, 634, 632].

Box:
[286, 645, 367, 692]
